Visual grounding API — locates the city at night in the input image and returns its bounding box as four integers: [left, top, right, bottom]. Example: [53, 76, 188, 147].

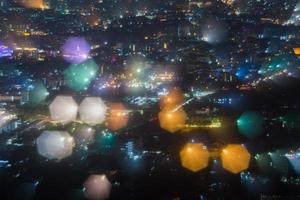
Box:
[0, 0, 300, 199]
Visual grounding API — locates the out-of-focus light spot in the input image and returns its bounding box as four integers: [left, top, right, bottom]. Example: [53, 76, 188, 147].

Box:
[221, 144, 251, 174]
[83, 175, 111, 200]
[28, 81, 49, 105]
[81, 13, 101, 28]
[255, 153, 273, 175]
[49, 96, 78, 124]
[106, 103, 129, 131]
[180, 143, 209, 172]
[158, 106, 187, 133]
[74, 125, 95, 147]
[79, 97, 107, 125]
[160, 87, 184, 109]
[36, 130, 75, 160]
[201, 18, 228, 44]
[126, 54, 149, 76]
[235, 65, 251, 81]
[62, 37, 90, 64]
[269, 150, 289, 175]
[17, 0, 49, 9]
[293, 48, 300, 55]
[281, 112, 300, 132]
[237, 111, 264, 138]
[64, 59, 99, 91]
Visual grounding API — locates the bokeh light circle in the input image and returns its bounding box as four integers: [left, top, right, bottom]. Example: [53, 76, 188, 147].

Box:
[79, 97, 107, 125]
[49, 96, 78, 124]
[180, 143, 210, 172]
[221, 144, 251, 174]
[36, 130, 75, 160]
[83, 175, 111, 200]
[62, 37, 91, 64]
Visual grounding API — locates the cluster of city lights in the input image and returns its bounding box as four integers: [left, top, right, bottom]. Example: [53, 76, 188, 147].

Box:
[1, 1, 300, 199]
[42, 88, 270, 178]
[0, 109, 17, 128]
[25, 79, 298, 200]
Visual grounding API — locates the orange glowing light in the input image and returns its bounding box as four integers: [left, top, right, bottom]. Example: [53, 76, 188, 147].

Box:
[180, 143, 210, 172]
[293, 48, 300, 55]
[106, 103, 129, 131]
[81, 13, 101, 27]
[160, 87, 184, 109]
[18, 0, 49, 9]
[158, 106, 187, 133]
[221, 144, 251, 174]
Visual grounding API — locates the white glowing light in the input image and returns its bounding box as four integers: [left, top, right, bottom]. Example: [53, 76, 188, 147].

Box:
[83, 175, 111, 200]
[49, 96, 78, 124]
[201, 19, 227, 44]
[36, 131, 75, 160]
[79, 97, 107, 125]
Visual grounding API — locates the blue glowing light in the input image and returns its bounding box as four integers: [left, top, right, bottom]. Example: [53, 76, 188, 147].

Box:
[0, 45, 13, 58]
